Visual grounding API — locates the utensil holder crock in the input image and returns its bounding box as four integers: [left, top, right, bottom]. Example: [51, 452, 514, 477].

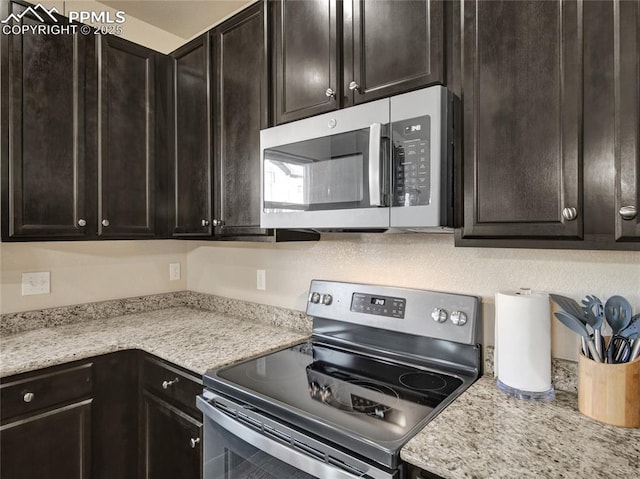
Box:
[578, 351, 640, 428]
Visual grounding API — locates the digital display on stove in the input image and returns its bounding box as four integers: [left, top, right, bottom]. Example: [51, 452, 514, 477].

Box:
[351, 292, 405, 318]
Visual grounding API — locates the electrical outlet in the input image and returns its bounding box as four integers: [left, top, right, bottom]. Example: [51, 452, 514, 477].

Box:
[22, 272, 50, 296]
[169, 263, 181, 281]
[257, 269, 266, 291]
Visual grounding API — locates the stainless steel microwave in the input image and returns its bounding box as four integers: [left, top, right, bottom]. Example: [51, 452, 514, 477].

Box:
[260, 86, 454, 231]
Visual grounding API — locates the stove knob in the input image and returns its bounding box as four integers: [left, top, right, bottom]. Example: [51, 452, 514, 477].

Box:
[309, 381, 320, 398]
[309, 292, 321, 304]
[321, 294, 333, 305]
[320, 386, 332, 402]
[431, 308, 448, 323]
[451, 311, 468, 326]
[374, 407, 385, 419]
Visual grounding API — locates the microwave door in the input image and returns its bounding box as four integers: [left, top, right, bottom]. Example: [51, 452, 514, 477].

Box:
[261, 99, 390, 229]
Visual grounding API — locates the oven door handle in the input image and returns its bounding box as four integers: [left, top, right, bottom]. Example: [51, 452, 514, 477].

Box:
[368, 122, 382, 206]
[197, 396, 370, 479]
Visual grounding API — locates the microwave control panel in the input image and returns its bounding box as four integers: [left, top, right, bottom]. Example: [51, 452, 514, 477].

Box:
[350, 292, 406, 319]
[392, 115, 431, 207]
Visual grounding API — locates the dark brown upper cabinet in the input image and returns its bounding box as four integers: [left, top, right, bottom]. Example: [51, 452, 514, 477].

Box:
[271, 0, 340, 124]
[212, 3, 270, 238]
[169, 34, 213, 238]
[1, 2, 90, 240]
[344, 0, 444, 106]
[614, 0, 640, 241]
[455, 0, 639, 250]
[459, 0, 583, 241]
[97, 35, 156, 238]
[271, 0, 444, 124]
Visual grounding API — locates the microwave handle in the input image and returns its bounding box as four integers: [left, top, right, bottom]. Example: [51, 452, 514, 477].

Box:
[368, 122, 382, 206]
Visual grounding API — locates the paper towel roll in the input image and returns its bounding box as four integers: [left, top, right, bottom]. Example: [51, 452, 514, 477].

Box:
[495, 289, 553, 396]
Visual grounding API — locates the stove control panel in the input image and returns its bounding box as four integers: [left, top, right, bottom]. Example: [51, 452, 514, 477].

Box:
[350, 292, 406, 319]
[306, 280, 480, 346]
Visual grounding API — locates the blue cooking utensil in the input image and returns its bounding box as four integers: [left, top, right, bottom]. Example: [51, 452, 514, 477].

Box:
[554, 311, 602, 362]
[604, 295, 632, 334]
[582, 295, 605, 358]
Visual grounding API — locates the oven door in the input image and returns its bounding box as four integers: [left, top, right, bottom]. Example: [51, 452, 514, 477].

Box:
[260, 99, 390, 230]
[197, 394, 397, 479]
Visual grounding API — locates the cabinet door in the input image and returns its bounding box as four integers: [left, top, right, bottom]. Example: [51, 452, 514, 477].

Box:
[142, 392, 202, 479]
[213, 3, 269, 237]
[272, 0, 339, 124]
[0, 399, 92, 479]
[615, 0, 640, 241]
[345, 0, 444, 106]
[98, 35, 155, 238]
[170, 35, 213, 237]
[460, 0, 583, 239]
[1, 2, 89, 240]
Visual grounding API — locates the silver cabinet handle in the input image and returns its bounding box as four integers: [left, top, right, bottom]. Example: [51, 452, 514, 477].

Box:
[212, 219, 224, 227]
[201, 219, 210, 227]
[619, 205, 637, 221]
[23, 392, 35, 403]
[78, 219, 86, 227]
[101, 219, 110, 227]
[348, 81, 360, 93]
[162, 378, 179, 389]
[190, 437, 200, 449]
[325, 88, 336, 98]
[562, 207, 578, 221]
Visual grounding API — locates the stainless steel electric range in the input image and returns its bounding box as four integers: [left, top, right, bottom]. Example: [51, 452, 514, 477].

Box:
[197, 280, 482, 479]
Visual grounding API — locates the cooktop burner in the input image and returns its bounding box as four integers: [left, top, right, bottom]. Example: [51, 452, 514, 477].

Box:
[213, 340, 465, 443]
[399, 371, 447, 391]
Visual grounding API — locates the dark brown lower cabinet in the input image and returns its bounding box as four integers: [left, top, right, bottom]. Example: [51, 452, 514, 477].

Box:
[406, 464, 444, 479]
[141, 392, 203, 479]
[0, 400, 92, 479]
[0, 351, 202, 479]
[0, 361, 94, 479]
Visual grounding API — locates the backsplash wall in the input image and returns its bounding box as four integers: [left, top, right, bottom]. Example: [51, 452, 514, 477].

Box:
[1, 241, 188, 314]
[187, 233, 640, 361]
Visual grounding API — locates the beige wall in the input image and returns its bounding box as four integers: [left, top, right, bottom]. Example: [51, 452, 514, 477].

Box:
[186, 234, 640, 360]
[0, 241, 187, 314]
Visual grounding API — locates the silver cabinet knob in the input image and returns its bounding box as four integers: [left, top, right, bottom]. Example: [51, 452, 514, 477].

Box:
[23, 392, 35, 403]
[190, 437, 200, 449]
[201, 219, 210, 227]
[78, 219, 86, 227]
[212, 219, 224, 227]
[162, 378, 179, 389]
[348, 81, 361, 93]
[325, 88, 336, 98]
[101, 219, 110, 227]
[619, 205, 637, 221]
[562, 207, 578, 221]
[321, 294, 333, 305]
[451, 311, 468, 326]
[431, 308, 447, 323]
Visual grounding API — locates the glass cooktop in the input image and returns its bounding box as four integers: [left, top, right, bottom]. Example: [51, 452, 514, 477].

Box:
[209, 340, 464, 444]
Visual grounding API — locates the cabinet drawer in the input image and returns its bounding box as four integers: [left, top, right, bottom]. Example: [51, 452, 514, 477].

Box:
[0, 362, 93, 421]
[141, 355, 202, 416]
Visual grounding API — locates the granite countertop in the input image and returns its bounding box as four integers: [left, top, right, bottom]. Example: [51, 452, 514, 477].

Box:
[4, 300, 639, 479]
[402, 376, 640, 479]
[0, 306, 309, 378]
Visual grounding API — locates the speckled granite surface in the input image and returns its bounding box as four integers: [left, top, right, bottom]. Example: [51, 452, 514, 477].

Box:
[484, 345, 578, 393]
[401, 375, 640, 478]
[0, 307, 309, 378]
[0, 291, 312, 336]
